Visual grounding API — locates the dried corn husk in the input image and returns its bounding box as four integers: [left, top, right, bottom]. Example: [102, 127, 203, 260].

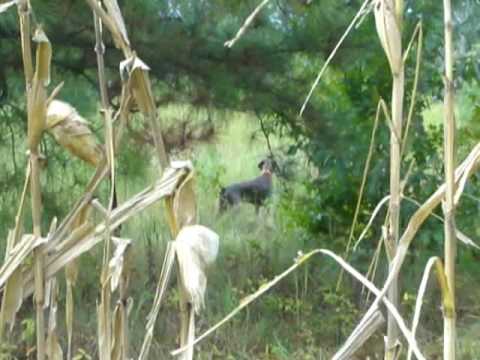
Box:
[27, 27, 51, 150]
[373, 0, 402, 75]
[174, 225, 219, 314]
[46, 100, 105, 166]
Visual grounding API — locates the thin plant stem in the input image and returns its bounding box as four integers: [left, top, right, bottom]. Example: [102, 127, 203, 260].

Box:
[17, 0, 33, 88]
[171, 249, 425, 360]
[32, 153, 45, 360]
[337, 99, 381, 290]
[401, 22, 423, 158]
[299, 0, 372, 117]
[93, 2, 109, 110]
[385, 1, 404, 357]
[224, 0, 270, 48]
[442, 0, 456, 358]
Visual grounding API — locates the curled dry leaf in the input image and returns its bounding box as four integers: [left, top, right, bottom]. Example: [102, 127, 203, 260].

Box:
[28, 27, 51, 150]
[46, 100, 105, 166]
[2, 268, 23, 331]
[173, 161, 197, 229]
[130, 59, 155, 115]
[163, 161, 195, 235]
[373, 0, 402, 74]
[108, 237, 132, 292]
[0, 234, 45, 290]
[174, 225, 219, 314]
[0, 230, 23, 331]
[32, 27, 51, 86]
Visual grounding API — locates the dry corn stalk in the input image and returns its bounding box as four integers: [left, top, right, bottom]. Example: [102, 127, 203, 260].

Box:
[46, 279, 63, 360]
[442, 0, 456, 358]
[335, 142, 480, 359]
[373, 1, 404, 357]
[65, 261, 77, 360]
[25, 24, 53, 360]
[85, 0, 130, 55]
[109, 237, 132, 360]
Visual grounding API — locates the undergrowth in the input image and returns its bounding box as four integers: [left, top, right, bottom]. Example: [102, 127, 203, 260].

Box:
[1, 107, 479, 359]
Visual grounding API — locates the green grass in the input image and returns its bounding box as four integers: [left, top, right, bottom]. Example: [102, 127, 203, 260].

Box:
[111, 110, 336, 358]
[1, 104, 480, 359]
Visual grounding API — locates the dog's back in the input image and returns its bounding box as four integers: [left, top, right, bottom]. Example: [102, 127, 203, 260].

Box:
[218, 158, 274, 214]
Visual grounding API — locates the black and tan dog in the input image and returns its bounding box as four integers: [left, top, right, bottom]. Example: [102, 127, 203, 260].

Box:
[219, 158, 275, 214]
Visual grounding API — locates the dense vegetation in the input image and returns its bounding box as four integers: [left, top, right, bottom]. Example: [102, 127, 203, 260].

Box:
[0, 0, 480, 358]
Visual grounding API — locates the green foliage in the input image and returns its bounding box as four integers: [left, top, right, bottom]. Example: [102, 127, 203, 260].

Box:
[20, 318, 35, 348]
[0, 0, 480, 358]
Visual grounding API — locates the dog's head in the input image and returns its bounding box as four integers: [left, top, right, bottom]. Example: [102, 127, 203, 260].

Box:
[257, 158, 276, 174]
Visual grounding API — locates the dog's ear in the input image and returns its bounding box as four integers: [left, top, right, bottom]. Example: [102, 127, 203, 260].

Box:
[272, 159, 279, 172]
[258, 160, 265, 170]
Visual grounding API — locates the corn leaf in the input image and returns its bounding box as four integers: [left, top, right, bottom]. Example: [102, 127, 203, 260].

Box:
[0, 234, 45, 289]
[0, 0, 17, 14]
[20, 163, 191, 298]
[0, 230, 23, 332]
[108, 237, 131, 292]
